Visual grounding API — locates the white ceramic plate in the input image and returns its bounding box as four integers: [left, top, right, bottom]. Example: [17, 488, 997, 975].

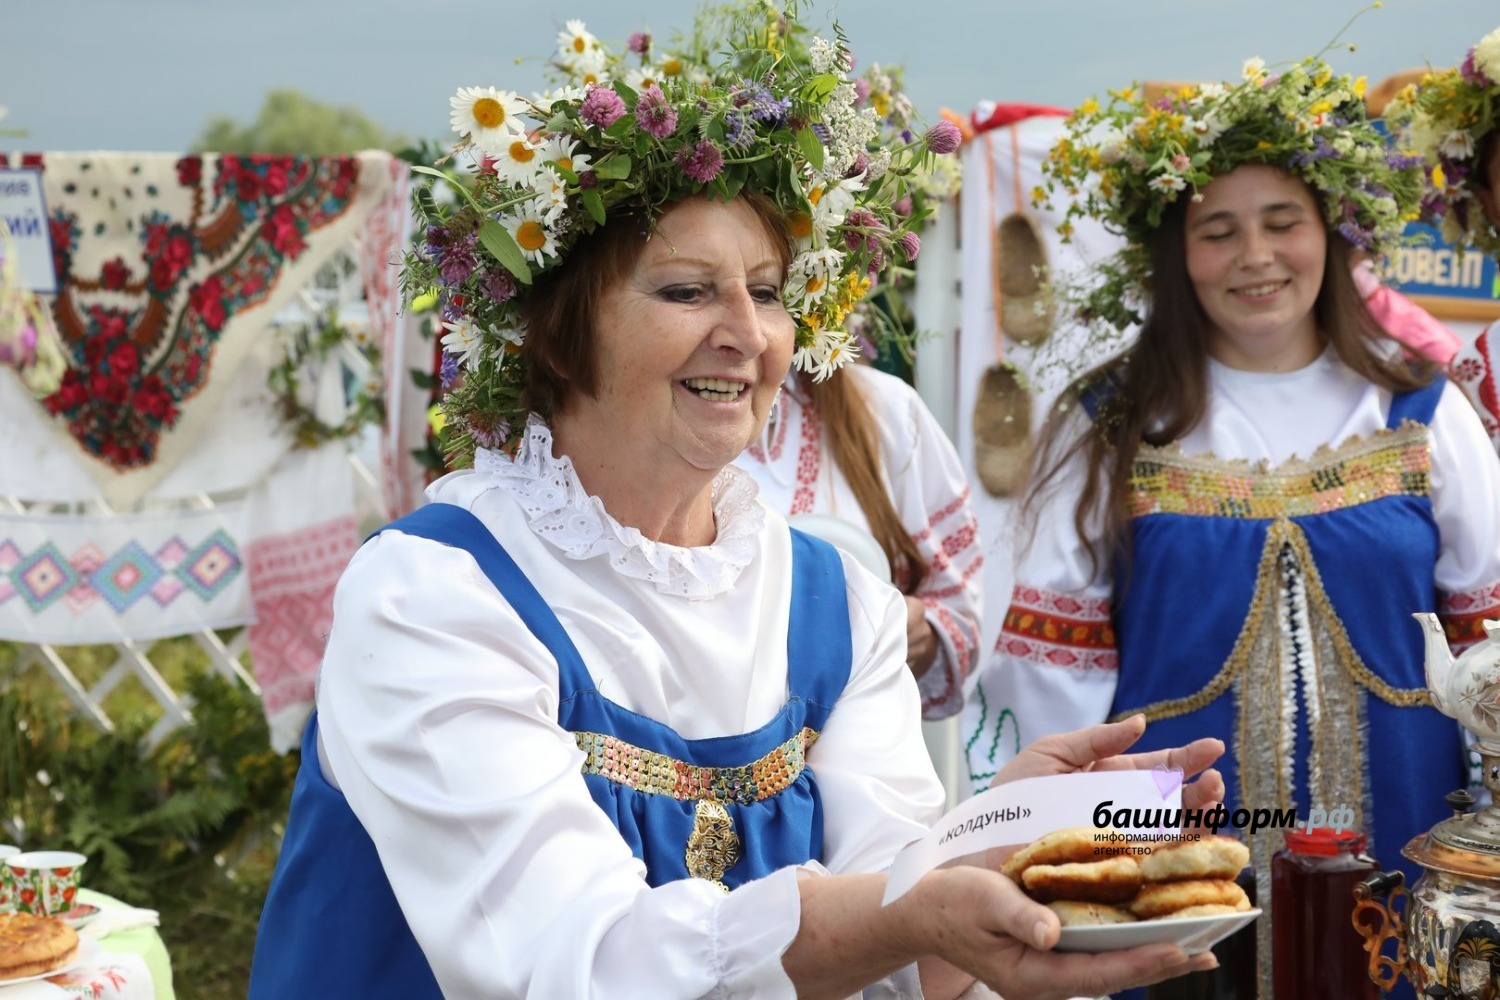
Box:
[0, 934, 102, 989]
[1055, 908, 1261, 955]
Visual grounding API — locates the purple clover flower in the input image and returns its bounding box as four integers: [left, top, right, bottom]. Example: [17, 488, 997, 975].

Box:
[635, 85, 679, 138]
[842, 208, 886, 252]
[439, 232, 479, 285]
[675, 139, 725, 184]
[580, 87, 627, 129]
[481, 268, 517, 303]
[923, 120, 962, 154]
[628, 31, 651, 56]
[467, 413, 510, 450]
[439, 351, 460, 389]
[897, 231, 921, 261]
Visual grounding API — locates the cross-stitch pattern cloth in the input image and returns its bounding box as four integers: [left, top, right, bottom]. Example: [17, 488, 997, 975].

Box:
[0, 151, 411, 746]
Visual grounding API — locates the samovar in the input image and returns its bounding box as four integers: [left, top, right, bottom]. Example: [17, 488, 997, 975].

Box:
[1352, 614, 1500, 998]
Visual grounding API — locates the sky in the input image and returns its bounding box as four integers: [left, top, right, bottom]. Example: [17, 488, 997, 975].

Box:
[2, 0, 1496, 155]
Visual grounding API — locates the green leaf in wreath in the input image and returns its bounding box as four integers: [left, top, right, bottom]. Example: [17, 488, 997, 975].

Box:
[799, 73, 838, 104]
[477, 220, 533, 285]
[593, 154, 633, 180]
[582, 188, 606, 226]
[795, 128, 824, 172]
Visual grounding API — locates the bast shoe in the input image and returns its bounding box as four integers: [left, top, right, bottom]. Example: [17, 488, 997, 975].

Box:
[972, 361, 1032, 498]
[998, 212, 1056, 346]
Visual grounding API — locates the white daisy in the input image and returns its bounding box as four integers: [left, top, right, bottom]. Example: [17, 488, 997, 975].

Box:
[450, 86, 528, 153]
[1439, 129, 1476, 161]
[536, 134, 593, 181]
[490, 134, 547, 189]
[501, 203, 561, 264]
[786, 248, 845, 308]
[1242, 57, 1266, 81]
[625, 66, 664, 93]
[533, 85, 586, 109]
[441, 316, 486, 367]
[810, 176, 865, 232]
[568, 48, 610, 88]
[1149, 173, 1187, 195]
[794, 329, 860, 382]
[557, 19, 598, 62]
[535, 175, 570, 224]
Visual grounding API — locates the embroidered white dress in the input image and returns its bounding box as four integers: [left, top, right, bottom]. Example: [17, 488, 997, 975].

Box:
[313, 419, 945, 999]
[736, 365, 984, 719]
[1450, 319, 1500, 454]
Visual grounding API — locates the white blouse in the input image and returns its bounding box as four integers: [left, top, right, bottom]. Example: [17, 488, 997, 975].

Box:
[736, 365, 984, 719]
[962, 351, 1500, 791]
[315, 419, 945, 998]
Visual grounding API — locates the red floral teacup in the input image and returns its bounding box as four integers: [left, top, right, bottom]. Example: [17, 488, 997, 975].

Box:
[6, 851, 87, 917]
[0, 845, 19, 913]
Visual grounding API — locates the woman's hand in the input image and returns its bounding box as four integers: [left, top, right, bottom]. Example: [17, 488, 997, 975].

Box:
[904, 596, 938, 678]
[991, 714, 1226, 815]
[906, 865, 1217, 1000]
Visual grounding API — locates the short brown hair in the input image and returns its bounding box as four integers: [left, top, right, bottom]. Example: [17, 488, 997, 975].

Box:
[517, 192, 795, 420]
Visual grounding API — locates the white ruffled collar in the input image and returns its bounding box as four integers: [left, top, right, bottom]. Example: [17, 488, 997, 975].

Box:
[474, 416, 765, 600]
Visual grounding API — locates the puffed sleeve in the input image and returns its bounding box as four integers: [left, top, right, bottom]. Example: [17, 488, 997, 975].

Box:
[317, 532, 807, 999]
[960, 410, 1120, 798]
[1430, 380, 1500, 651]
[872, 371, 985, 720]
[813, 549, 948, 872]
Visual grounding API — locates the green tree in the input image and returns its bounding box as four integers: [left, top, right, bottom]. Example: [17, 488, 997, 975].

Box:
[192, 88, 408, 155]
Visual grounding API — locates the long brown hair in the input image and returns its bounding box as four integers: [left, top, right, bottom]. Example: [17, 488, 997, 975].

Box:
[805, 371, 929, 593]
[1026, 178, 1435, 578]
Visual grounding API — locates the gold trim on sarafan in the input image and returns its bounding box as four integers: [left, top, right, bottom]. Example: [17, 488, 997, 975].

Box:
[574, 727, 818, 806]
[1109, 423, 1438, 1000]
[1127, 423, 1432, 520]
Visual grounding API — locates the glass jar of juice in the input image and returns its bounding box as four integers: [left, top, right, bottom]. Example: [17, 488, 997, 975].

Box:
[1271, 827, 1380, 999]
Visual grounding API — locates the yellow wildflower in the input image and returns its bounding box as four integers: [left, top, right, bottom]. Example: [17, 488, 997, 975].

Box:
[1077, 98, 1100, 116]
[1308, 100, 1333, 116]
[1031, 185, 1047, 205]
[1432, 164, 1447, 189]
[1353, 76, 1368, 99]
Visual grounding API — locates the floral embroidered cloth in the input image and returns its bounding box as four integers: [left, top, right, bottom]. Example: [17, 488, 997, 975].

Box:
[1, 151, 396, 508]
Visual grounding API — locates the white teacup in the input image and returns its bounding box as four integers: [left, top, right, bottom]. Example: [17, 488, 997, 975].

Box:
[6, 850, 87, 916]
[0, 845, 19, 913]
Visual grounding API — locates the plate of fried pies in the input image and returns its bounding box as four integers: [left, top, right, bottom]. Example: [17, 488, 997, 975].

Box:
[0, 912, 97, 986]
[1001, 828, 1261, 954]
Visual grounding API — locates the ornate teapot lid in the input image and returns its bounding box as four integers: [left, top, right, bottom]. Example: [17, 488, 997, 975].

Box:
[1406, 783, 1500, 878]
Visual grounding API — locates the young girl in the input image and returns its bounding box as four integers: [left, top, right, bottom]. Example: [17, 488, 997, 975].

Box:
[962, 56, 1500, 997]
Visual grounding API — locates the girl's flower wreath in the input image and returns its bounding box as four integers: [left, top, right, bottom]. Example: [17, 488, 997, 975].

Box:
[1386, 26, 1500, 260]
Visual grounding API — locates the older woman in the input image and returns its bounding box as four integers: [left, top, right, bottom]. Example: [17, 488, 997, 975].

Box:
[248, 11, 1222, 1000]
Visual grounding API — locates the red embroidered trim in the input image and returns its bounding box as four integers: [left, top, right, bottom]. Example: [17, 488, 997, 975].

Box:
[995, 633, 1119, 671]
[789, 397, 822, 515]
[1440, 580, 1500, 651]
[1000, 584, 1117, 668]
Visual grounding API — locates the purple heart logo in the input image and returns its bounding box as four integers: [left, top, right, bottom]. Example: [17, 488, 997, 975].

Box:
[1152, 765, 1184, 800]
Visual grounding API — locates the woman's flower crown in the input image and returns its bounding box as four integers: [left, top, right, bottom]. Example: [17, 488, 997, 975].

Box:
[1035, 53, 1424, 333]
[404, 1, 957, 464]
[1386, 26, 1500, 260]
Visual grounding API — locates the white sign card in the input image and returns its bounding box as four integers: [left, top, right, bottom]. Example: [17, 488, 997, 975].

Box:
[0, 168, 57, 294]
[883, 770, 1183, 905]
